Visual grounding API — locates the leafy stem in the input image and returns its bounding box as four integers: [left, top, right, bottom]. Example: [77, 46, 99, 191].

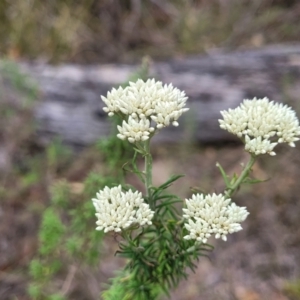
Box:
[143, 139, 153, 202]
[223, 154, 256, 199]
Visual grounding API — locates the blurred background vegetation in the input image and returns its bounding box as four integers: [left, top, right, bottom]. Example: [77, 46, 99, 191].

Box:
[0, 0, 300, 63]
[1, 1, 300, 299]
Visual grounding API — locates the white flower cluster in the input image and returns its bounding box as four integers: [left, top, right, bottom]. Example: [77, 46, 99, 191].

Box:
[183, 193, 249, 243]
[219, 97, 300, 155]
[101, 79, 189, 142]
[92, 185, 154, 233]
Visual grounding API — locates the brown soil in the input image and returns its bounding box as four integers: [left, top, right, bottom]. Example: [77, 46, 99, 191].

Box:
[1, 141, 300, 300]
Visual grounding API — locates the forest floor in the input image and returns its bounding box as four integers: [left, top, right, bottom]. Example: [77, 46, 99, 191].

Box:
[1, 57, 300, 299]
[1, 138, 300, 300]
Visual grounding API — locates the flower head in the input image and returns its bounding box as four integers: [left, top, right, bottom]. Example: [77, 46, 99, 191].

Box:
[183, 193, 249, 243]
[92, 185, 154, 233]
[219, 97, 300, 155]
[117, 116, 155, 143]
[101, 79, 189, 142]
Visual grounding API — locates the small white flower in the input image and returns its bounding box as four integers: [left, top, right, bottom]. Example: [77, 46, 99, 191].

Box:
[117, 116, 155, 143]
[135, 203, 154, 226]
[183, 193, 249, 243]
[244, 136, 277, 156]
[101, 79, 189, 141]
[101, 87, 125, 116]
[92, 185, 154, 233]
[219, 97, 300, 155]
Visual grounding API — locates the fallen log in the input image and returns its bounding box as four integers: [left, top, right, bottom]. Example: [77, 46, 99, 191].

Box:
[19, 44, 300, 147]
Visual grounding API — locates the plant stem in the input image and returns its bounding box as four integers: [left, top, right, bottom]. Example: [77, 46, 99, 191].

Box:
[225, 154, 256, 199]
[144, 139, 153, 202]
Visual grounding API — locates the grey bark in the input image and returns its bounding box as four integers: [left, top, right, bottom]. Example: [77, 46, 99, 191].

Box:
[19, 44, 300, 147]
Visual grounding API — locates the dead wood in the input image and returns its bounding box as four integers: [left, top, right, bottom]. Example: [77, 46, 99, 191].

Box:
[18, 44, 300, 148]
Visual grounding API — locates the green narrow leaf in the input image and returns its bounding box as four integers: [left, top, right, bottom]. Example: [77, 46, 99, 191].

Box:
[154, 174, 184, 192]
[216, 162, 230, 187]
[243, 177, 270, 184]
